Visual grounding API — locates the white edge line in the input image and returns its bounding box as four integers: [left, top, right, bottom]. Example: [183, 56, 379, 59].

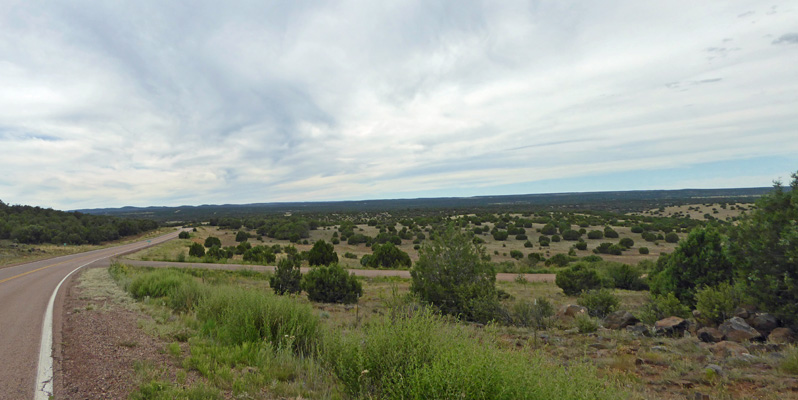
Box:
[34, 258, 103, 400]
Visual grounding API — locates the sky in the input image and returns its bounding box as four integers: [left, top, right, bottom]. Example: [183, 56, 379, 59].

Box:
[1, 1, 796, 210]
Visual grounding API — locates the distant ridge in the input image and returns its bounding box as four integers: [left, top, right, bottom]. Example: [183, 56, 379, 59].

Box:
[74, 187, 773, 221]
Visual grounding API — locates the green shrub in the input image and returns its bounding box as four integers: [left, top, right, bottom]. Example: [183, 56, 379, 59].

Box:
[513, 297, 554, 330]
[302, 263, 362, 304]
[269, 258, 302, 295]
[523, 240, 534, 248]
[343, 252, 357, 259]
[581, 255, 602, 262]
[545, 253, 574, 267]
[637, 293, 690, 325]
[780, 347, 798, 375]
[509, 250, 524, 259]
[128, 270, 190, 300]
[604, 263, 647, 290]
[555, 264, 602, 296]
[562, 229, 581, 241]
[587, 230, 604, 239]
[188, 242, 205, 258]
[664, 232, 679, 243]
[367, 242, 411, 268]
[577, 289, 619, 318]
[575, 313, 599, 333]
[178, 231, 190, 239]
[638, 247, 649, 255]
[603, 227, 619, 239]
[631, 226, 644, 233]
[307, 240, 338, 266]
[575, 241, 588, 250]
[410, 227, 500, 323]
[695, 282, 749, 325]
[619, 237, 634, 248]
[204, 236, 222, 248]
[322, 309, 619, 399]
[551, 234, 561, 242]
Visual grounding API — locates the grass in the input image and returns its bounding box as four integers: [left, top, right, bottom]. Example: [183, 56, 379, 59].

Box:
[109, 263, 624, 399]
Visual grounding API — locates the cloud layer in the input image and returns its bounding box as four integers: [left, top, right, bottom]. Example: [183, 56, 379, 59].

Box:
[1, 1, 796, 209]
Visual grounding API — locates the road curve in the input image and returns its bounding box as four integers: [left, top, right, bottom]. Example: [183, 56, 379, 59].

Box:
[121, 259, 557, 282]
[0, 230, 181, 400]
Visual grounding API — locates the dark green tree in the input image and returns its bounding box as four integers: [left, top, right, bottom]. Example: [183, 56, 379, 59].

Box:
[269, 257, 302, 295]
[307, 240, 338, 266]
[301, 263, 362, 304]
[204, 236, 222, 248]
[367, 242, 411, 268]
[410, 227, 500, 323]
[555, 263, 603, 296]
[188, 242, 205, 257]
[729, 173, 798, 326]
[649, 227, 733, 306]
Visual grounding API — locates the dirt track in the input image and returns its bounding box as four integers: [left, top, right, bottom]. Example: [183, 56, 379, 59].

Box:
[121, 259, 556, 282]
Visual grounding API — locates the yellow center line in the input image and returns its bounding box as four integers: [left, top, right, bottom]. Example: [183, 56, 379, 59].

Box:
[0, 233, 174, 285]
[0, 252, 108, 285]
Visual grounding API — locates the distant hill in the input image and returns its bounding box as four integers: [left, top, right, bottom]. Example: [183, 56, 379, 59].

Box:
[73, 187, 773, 222]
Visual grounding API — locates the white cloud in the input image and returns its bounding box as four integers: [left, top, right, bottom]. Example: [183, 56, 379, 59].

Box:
[0, 0, 796, 209]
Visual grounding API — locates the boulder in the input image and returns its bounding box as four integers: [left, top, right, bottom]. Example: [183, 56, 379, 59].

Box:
[710, 341, 749, 358]
[604, 310, 639, 330]
[626, 323, 651, 337]
[697, 327, 724, 343]
[654, 316, 689, 336]
[558, 304, 588, 318]
[719, 317, 762, 342]
[748, 313, 778, 336]
[734, 305, 756, 319]
[768, 327, 796, 344]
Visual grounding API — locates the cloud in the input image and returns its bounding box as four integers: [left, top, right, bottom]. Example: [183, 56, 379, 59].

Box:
[773, 33, 798, 44]
[1, 1, 797, 209]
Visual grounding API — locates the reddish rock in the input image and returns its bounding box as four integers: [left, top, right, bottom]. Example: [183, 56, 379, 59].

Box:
[558, 304, 588, 318]
[697, 327, 724, 343]
[710, 341, 749, 358]
[768, 327, 796, 344]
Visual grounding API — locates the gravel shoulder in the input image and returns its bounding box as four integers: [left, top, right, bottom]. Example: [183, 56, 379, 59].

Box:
[54, 266, 177, 399]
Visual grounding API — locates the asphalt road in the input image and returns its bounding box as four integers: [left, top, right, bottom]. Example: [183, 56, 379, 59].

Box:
[0, 230, 181, 400]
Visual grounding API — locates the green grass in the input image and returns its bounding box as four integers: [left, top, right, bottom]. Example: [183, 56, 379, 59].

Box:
[110, 263, 623, 399]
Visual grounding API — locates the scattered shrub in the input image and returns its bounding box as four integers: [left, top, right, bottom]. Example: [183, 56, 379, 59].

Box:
[562, 229, 581, 241]
[523, 240, 533, 248]
[178, 231, 190, 239]
[638, 247, 649, 255]
[367, 242, 411, 268]
[587, 230, 604, 240]
[410, 227, 500, 323]
[604, 263, 647, 290]
[513, 297, 554, 330]
[637, 293, 691, 325]
[307, 240, 339, 266]
[575, 241, 588, 250]
[343, 252, 357, 259]
[545, 253, 574, 267]
[578, 289, 619, 318]
[551, 234, 561, 242]
[664, 232, 679, 243]
[302, 263, 362, 304]
[603, 227, 619, 239]
[575, 313, 599, 333]
[581, 255, 602, 262]
[555, 264, 602, 296]
[204, 236, 222, 248]
[619, 237, 634, 248]
[695, 282, 749, 325]
[509, 250, 524, 260]
[188, 242, 205, 258]
[269, 258, 302, 295]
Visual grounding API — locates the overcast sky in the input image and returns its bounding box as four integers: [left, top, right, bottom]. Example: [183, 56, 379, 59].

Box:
[1, 1, 796, 210]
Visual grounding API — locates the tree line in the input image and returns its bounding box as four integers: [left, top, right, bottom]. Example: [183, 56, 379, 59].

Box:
[0, 200, 158, 245]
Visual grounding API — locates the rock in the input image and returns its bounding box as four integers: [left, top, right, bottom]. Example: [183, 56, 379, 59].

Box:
[748, 313, 779, 336]
[626, 323, 651, 337]
[768, 327, 796, 344]
[704, 364, 723, 375]
[734, 305, 756, 319]
[604, 310, 639, 330]
[651, 345, 668, 352]
[719, 317, 762, 342]
[692, 309, 702, 319]
[558, 304, 588, 318]
[710, 341, 749, 358]
[654, 316, 689, 336]
[697, 327, 724, 343]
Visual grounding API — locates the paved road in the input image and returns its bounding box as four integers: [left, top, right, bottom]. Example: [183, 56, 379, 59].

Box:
[0, 230, 181, 400]
[123, 259, 557, 282]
